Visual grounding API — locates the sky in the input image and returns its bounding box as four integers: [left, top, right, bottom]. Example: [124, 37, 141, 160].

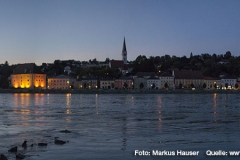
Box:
[0, 0, 240, 65]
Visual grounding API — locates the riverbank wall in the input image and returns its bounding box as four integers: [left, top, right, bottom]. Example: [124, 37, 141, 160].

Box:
[0, 89, 239, 94]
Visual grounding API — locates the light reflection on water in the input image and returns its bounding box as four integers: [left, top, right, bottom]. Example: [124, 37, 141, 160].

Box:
[0, 93, 240, 159]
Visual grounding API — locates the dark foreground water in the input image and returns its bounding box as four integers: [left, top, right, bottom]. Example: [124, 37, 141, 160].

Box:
[0, 93, 240, 160]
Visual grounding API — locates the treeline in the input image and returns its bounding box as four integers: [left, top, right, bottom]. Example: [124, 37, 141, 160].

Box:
[132, 51, 240, 77]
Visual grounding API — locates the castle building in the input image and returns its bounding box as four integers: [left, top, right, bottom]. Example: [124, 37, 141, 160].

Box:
[11, 63, 46, 89]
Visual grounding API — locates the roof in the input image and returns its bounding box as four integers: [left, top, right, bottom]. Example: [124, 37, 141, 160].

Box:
[81, 76, 98, 80]
[117, 76, 133, 80]
[174, 70, 204, 79]
[135, 72, 158, 77]
[110, 60, 124, 68]
[100, 79, 114, 81]
[148, 75, 159, 80]
[221, 75, 236, 79]
[13, 63, 40, 74]
[122, 64, 132, 70]
[135, 76, 145, 78]
[160, 72, 172, 77]
[204, 76, 214, 80]
[49, 74, 74, 79]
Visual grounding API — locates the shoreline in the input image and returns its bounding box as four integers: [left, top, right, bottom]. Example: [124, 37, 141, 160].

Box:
[0, 89, 239, 94]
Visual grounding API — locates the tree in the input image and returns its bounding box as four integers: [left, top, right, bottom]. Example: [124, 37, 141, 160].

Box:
[179, 82, 182, 89]
[235, 83, 239, 89]
[224, 51, 231, 60]
[139, 83, 144, 89]
[191, 83, 194, 88]
[164, 82, 169, 89]
[214, 83, 217, 89]
[105, 58, 110, 64]
[190, 52, 193, 59]
[225, 83, 228, 89]
[111, 83, 114, 89]
[83, 82, 87, 89]
[4, 61, 9, 66]
[123, 82, 128, 89]
[203, 83, 207, 89]
[0, 77, 9, 89]
[151, 83, 155, 89]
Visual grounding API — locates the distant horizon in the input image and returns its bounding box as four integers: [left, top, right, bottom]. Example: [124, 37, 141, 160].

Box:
[1, 0, 239, 65]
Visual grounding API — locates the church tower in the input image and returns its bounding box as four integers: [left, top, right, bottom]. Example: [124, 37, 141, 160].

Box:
[122, 37, 127, 64]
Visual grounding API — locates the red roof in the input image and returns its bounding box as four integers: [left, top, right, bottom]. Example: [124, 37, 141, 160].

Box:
[110, 60, 124, 68]
[174, 70, 204, 79]
[204, 76, 214, 80]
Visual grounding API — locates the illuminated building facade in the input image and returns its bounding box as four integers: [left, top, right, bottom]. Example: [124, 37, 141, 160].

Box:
[48, 75, 75, 89]
[11, 63, 46, 89]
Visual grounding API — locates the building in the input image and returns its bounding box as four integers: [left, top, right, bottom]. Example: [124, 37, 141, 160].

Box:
[159, 72, 174, 89]
[109, 38, 132, 75]
[64, 66, 72, 75]
[134, 76, 147, 89]
[100, 79, 115, 89]
[114, 76, 133, 89]
[203, 77, 221, 89]
[133, 72, 157, 79]
[79, 76, 99, 89]
[147, 75, 160, 89]
[173, 70, 204, 89]
[47, 75, 75, 89]
[11, 63, 46, 89]
[221, 75, 237, 89]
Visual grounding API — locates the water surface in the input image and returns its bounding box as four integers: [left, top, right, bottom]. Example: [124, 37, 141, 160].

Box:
[0, 93, 240, 159]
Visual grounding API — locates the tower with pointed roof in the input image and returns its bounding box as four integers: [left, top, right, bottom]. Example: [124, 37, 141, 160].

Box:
[122, 37, 127, 64]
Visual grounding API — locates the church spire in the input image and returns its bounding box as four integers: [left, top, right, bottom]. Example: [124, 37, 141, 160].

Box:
[122, 37, 127, 64]
[122, 37, 127, 52]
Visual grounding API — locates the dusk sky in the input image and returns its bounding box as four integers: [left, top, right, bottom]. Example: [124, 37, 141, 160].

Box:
[0, 0, 239, 65]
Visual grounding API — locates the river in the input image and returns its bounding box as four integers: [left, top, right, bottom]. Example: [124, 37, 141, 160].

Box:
[0, 93, 240, 159]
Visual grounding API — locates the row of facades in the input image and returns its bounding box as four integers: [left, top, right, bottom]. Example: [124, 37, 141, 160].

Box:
[10, 64, 239, 90]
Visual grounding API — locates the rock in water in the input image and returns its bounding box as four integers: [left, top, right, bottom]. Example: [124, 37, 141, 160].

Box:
[8, 146, 17, 152]
[22, 140, 27, 148]
[0, 154, 8, 160]
[38, 143, 48, 146]
[54, 139, 66, 144]
[16, 153, 25, 159]
[60, 129, 71, 133]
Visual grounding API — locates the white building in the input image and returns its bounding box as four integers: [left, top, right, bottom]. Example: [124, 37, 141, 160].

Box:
[159, 72, 174, 89]
[64, 66, 71, 75]
[100, 79, 115, 89]
[203, 77, 221, 89]
[147, 76, 160, 89]
[221, 75, 237, 89]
